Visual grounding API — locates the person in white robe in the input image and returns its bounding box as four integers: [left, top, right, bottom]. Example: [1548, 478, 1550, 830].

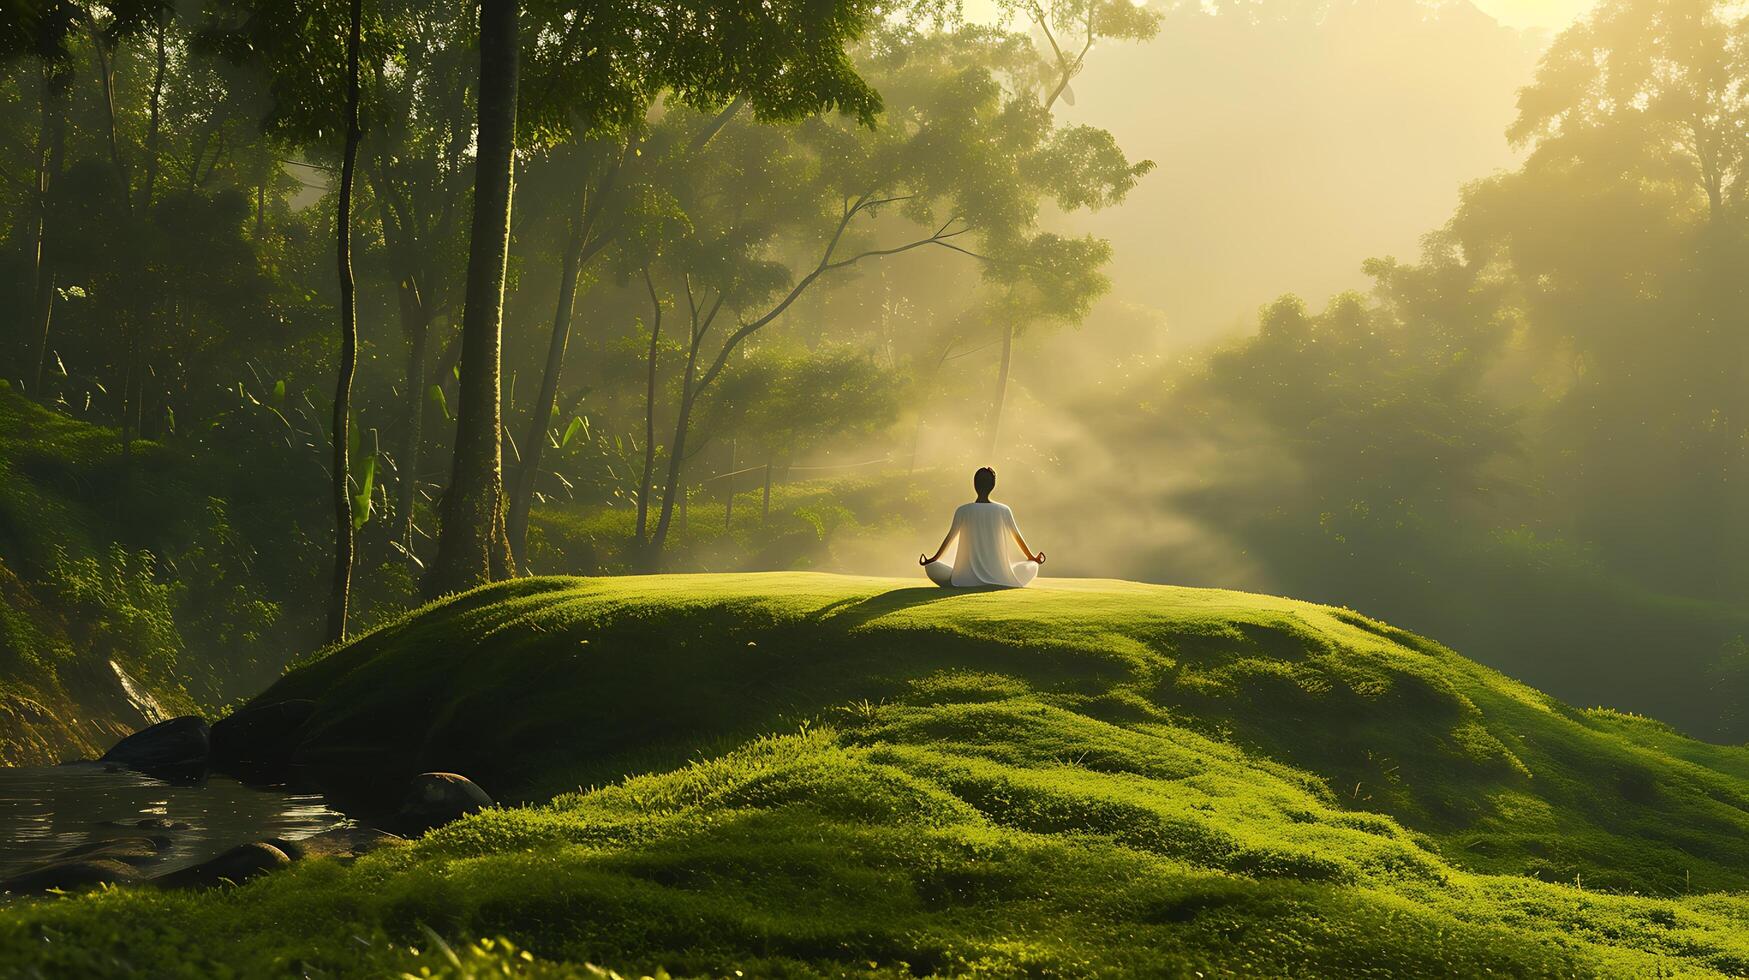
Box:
[919, 467, 1045, 588]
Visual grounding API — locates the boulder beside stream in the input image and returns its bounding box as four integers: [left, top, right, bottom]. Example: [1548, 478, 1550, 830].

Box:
[4, 858, 140, 894]
[1, 836, 171, 895]
[100, 716, 210, 782]
[396, 772, 493, 833]
[155, 842, 291, 889]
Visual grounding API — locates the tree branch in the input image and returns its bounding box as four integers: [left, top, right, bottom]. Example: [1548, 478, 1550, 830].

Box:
[688, 96, 747, 154]
[690, 205, 984, 396]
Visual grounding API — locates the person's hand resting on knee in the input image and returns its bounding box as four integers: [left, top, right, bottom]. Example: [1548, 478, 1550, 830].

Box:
[919, 467, 1045, 588]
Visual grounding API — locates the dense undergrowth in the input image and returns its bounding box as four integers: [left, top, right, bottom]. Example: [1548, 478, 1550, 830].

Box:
[0, 388, 222, 761]
[0, 387, 411, 764]
[7, 573, 1749, 977]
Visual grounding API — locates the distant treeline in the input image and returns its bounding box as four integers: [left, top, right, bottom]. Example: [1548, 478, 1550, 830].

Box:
[1085, 0, 1749, 737]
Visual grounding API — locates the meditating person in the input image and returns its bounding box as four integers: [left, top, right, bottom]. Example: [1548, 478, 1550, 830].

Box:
[919, 466, 1046, 588]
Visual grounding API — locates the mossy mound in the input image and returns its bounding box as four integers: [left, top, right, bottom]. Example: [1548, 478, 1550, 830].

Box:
[6, 573, 1749, 976]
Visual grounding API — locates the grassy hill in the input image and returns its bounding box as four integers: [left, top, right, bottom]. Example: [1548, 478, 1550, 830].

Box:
[6, 573, 1749, 977]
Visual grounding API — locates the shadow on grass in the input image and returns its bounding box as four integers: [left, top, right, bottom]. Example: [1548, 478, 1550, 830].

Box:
[820, 585, 1009, 631]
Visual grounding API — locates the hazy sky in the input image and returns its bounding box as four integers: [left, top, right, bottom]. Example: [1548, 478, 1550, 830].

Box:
[1035, 1, 1550, 340]
[963, 1, 1597, 32]
[953, 0, 1600, 340]
[1470, 0, 1593, 29]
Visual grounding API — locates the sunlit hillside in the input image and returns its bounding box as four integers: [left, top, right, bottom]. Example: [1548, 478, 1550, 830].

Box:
[7, 574, 1749, 975]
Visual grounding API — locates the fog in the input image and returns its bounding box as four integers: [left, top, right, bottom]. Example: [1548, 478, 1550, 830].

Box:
[1049, 0, 1543, 338]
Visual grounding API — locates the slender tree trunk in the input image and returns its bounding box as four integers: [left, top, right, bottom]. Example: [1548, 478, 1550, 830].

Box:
[129, 19, 170, 445]
[142, 16, 167, 211]
[87, 18, 137, 458]
[326, 0, 364, 645]
[506, 149, 624, 568]
[635, 270, 663, 549]
[506, 209, 588, 570]
[428, 0, 519, 596]
[985, 320, 1014, 457]
[396, 285, 431, 552]
[29, 66, 69, 396]
[88, 23, 127, 207]
[131, 340, 143, 436]
[646, 341, 701, 567]
[367, 159, 435, 554]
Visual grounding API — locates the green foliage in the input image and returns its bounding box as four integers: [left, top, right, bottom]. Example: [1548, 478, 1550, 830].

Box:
[0, 391, 304, 755]
[559, 417, 587, 450]
[353, 453, 378, 529]
[527, 475, 925, 575]
[1090, 0, 1749, 742]
[701, 347, 902, 459]
[430, 384, 453, 421]
[40, 545, 182, 693]
[7, 574, 1749, 975]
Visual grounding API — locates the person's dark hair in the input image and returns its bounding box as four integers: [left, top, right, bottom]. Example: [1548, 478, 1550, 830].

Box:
[973, 466, 996, 497]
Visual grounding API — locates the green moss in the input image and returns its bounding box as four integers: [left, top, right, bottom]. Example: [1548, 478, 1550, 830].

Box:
[5, 573, 1749, 976]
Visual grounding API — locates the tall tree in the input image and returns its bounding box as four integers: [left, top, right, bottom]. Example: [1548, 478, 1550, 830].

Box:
[505, 109, 742, 568]
[326, 0, 364, 643]
[626, 30, 1150, 566]
[427, 0, 520, 595]
[67, 0, 170, 458]
[360, 0, 476, 553]
[1001, 0, 1161, 110]
[1477, 0, 1749, 597]
[427, 0, 887, 592]
[3, 2, 81, 397]
[1510, 0, 1749, 218]
[981, 0, 1159, 454]
[503, 139, 626, 570]
[28, 63, 72, 396]
[640, 196, 976, 564]
[979, 231, 1114, 453]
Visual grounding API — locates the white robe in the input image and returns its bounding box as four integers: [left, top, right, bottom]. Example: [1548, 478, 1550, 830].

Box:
[925, 501, 1039, 588]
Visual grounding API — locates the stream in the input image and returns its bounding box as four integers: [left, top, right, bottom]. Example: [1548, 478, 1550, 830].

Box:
[0, 763, 353, 881]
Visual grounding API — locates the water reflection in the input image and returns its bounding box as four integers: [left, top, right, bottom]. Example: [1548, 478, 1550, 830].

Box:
[0, 764, 352, 880]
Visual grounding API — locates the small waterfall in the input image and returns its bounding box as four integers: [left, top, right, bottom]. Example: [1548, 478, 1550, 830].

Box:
[108, 661, 167, 726]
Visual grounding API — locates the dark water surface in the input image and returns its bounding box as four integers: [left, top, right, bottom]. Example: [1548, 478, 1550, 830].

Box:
[0, 763, 352, 879]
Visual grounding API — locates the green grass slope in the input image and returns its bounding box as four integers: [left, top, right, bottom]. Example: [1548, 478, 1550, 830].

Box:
[6, 573, 1749, 977]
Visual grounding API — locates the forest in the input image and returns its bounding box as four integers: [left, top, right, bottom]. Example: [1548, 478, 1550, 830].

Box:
[0, 0, 1747, 976]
